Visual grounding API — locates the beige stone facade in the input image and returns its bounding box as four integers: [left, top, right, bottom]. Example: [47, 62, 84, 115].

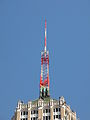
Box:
[12, 96, 76, 120]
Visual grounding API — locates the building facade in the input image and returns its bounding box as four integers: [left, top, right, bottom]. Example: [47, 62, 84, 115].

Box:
[11, 20, 77, 120]
[12, 97, 76, 120]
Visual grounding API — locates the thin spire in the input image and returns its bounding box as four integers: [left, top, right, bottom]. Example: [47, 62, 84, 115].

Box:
[45, 19, 47, 52]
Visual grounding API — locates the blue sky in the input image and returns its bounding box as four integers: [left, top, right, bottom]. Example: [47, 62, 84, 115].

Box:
[0, 0, 89, 120]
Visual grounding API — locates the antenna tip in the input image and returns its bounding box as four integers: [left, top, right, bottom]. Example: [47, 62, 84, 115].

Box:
[45, 19, 46, 29]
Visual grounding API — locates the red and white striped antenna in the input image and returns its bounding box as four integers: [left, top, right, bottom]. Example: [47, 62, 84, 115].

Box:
[39, 19, 50, 98]
[45, 19, 47, 52]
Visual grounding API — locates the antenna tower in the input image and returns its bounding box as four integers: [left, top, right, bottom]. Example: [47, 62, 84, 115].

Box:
[40, 20, 50, 98]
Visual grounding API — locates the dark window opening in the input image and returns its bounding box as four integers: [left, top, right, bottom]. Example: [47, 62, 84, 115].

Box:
[21, 112, 22, 115]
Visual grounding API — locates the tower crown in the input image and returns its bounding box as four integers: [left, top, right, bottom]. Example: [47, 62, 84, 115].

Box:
[40, 20, 50, 98]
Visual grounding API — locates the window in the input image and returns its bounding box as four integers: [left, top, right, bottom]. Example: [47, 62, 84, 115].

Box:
[49, 109, 50, 113]
[31, 110, 38, 115]
[46, 109, 48, 113]
[46, 116, 48, 120]
[23, 111, 25, 115]
[54, 108, 60, 112]
[54, 109, 55, 112]
[44, 109, 50, 113]
[54, 115, 61, 119]
[34, 110, 35, 114]
[56, 108, 58, 112]
[31, 111, 32, 114]
[43, 116, 45, 120]
[43, 110, 45, 113]
[21, 112, 22, 115]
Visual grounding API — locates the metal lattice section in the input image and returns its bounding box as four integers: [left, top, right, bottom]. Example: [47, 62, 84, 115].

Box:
[39, 19, 50, 98]
[40, 51, 49, 87]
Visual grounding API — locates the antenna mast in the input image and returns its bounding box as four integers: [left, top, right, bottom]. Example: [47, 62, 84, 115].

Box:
[45, 19, 47, 52]
[40, 20, 50, 98]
